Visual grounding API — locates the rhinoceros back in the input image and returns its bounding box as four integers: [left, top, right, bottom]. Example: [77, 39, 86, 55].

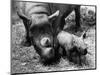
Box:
[17, 2, 51, 17]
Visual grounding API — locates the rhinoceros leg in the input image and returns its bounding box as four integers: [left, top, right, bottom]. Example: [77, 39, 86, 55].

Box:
[56, 5, 81, 32]
[17, 8, 32, 47]
[21, 20, 32, 47]
[74, 5, 81, 32]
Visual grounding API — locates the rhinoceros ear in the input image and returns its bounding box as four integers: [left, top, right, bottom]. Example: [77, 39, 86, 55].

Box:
[48, 10, 60, 21]
[17, 8, 32, 28]
[17, 9, 30, 21]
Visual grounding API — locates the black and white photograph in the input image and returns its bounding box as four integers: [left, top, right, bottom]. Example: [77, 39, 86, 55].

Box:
[11, 0, 96, 75]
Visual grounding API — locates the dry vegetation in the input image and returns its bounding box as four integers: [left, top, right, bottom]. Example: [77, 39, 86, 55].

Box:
[11, 6, 96, 74]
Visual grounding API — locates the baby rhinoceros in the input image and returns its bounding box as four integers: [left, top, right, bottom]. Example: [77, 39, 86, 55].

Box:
[57, 30, 88, 65]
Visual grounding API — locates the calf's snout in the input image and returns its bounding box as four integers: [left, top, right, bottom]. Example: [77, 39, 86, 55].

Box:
[79, 48, 88, 55]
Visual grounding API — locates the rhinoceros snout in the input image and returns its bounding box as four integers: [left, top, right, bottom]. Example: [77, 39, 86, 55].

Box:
[40, 37, 51, 47]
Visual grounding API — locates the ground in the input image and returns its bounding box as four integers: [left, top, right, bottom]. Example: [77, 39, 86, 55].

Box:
[11, 6, 96, 74]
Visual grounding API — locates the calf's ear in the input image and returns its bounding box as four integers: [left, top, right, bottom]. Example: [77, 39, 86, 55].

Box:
[81, 31, 87, 39]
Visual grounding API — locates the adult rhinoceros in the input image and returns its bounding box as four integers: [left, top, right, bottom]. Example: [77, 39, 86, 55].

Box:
[16, 1, 81, 64]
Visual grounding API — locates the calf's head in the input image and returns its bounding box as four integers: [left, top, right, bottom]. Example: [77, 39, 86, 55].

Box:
[17, 10, 60, 64]
[72, 31, 88, 55]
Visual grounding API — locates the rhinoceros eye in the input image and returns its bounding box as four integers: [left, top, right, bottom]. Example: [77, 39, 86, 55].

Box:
[40, 37, 51, 47]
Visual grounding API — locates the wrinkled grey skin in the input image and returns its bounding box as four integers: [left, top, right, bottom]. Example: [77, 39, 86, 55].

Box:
[16, 2, 80, 64]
